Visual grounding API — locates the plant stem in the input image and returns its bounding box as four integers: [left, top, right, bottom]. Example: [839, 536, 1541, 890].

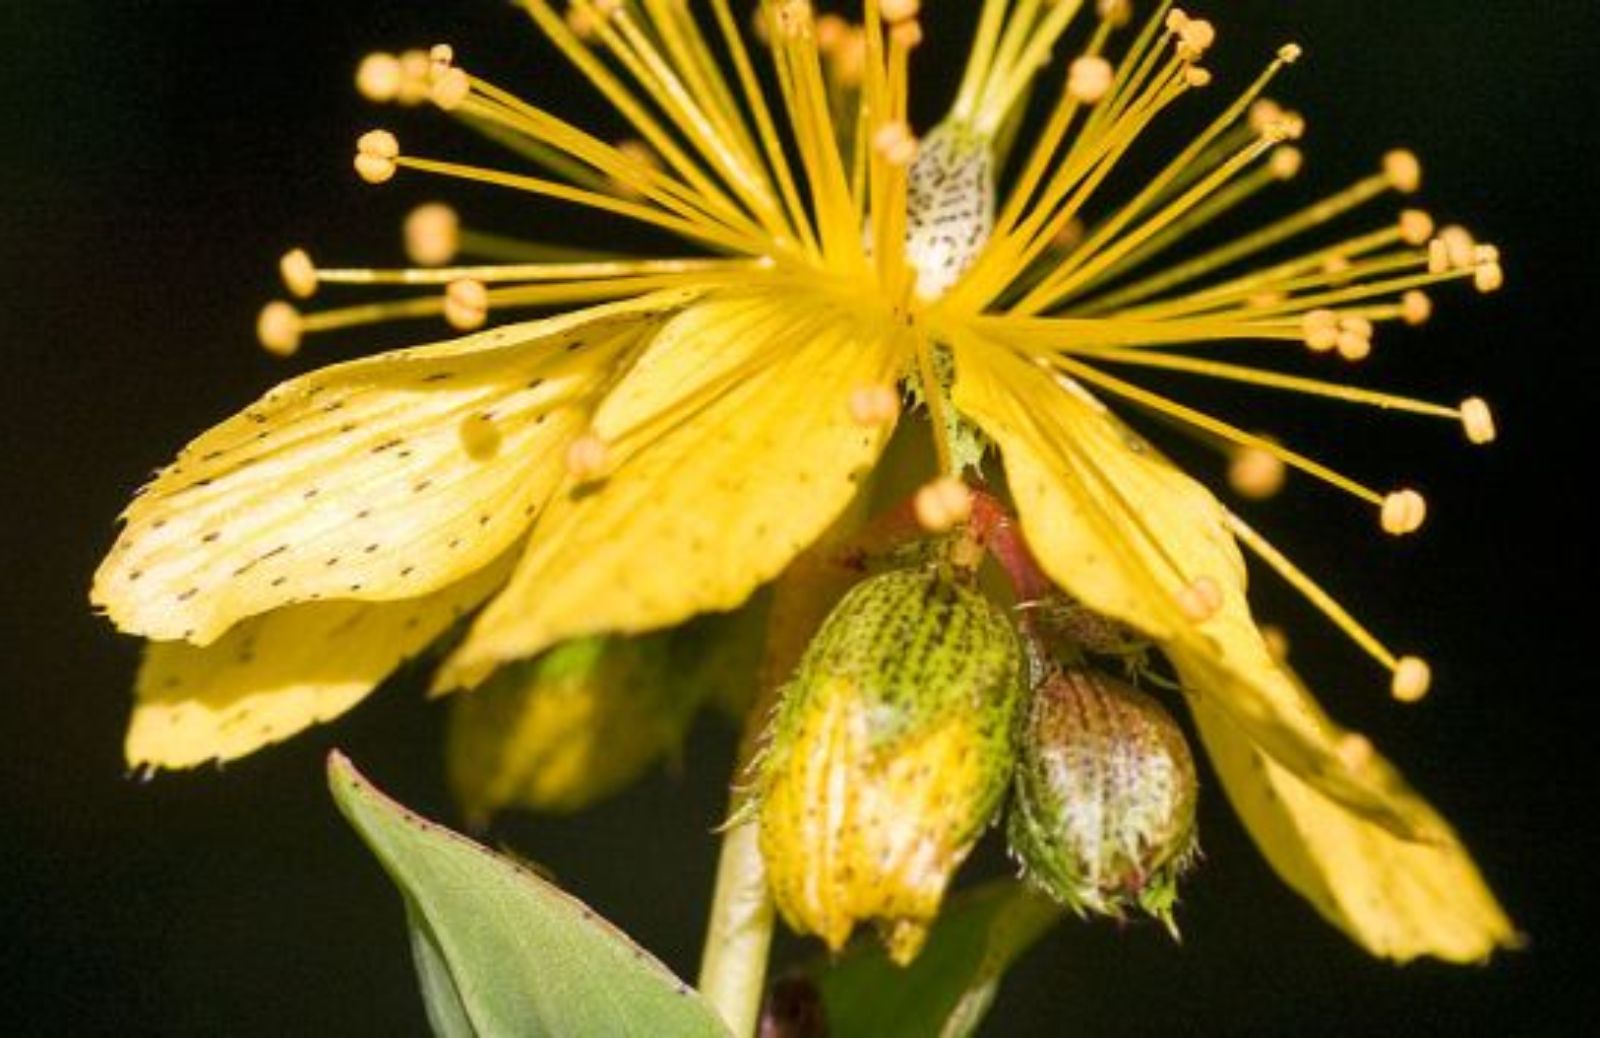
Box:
[696, 816, 775, 1037]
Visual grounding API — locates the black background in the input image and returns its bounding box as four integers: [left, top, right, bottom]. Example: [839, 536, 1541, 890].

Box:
[3, 1, 1597, 1034]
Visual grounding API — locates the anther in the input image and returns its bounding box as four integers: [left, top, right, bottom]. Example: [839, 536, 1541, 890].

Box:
[815, 14, 848, 53]
[1301, 309, 1339, 352]
[1269, 146, 1303, 180]
[1438, 225, 1476, 269]
[1335, 315, 1373, 362]
[396, 50, 434, 106]
[1068, 57, 1115, 104]
[1228, 444, 1286, 500]
[432, 67, 472, 111]
[1380, 489, 1428, 536]
[1459, 397, 1497, 445]
[1097, 0, 1132, 27]
[444, 278, 489, 331]
[355, 130, 400, 184]
[355, 53, 403, 103]
[1277, 43, 1303, 64]
[1474, 262, 1505, 294]
[879, 0, 920, 25]
[890, 19, 923, 49]
[1178, 576, 1224, 623]
[1261, 624, 1290, 663]
[1391, 656, 1432, 703]
[565, 433, 611, 482]
[1399, 209, 1435, 246]
[405, 203, 460, 267]
[914, 477, 972, 533]
[1337, 733, 1374, 771]
[256, 302, 303, 358]
[278, 248, 317, 299]
[1182, 66, 1213, 89]
[458, 413, 502, 461]
[428, 44, 455, 81]
[566, 5, 601, 40]
[1401, 290, 1433, 326]
[1383, 149, 1422, 194]
[1249, 99, 1284, 134]
[848, 384, 901, 426]
[872, 121, 919, 167]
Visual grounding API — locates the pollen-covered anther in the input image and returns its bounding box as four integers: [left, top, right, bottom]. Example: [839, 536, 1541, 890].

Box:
[1177, 576, 1224, 623]
[1228, 444, 1286, 500]
[889, 19, 924, 49]
[879, 0, 920, 25]
[444, 278, 489, 331]
[1391, 656, 1433, 703]
[1474, 260, 1505, 294]
[405, 203, 460, 267]
[1278, 43, 1304, 64]
[830, 28, 867, 85]
[458, 412, 502, 462]
[872, 121, 919, 167]
[1182, 66, 1213, 89]
[1438, 225, 1477, 269]
[914, 477, 973, 533]
[278, 248, 317, 299]
[1383, 149, 1423, 194]
[1401, 290, 1433, 326]
[848, 384, 901, 426]
[1335, 316, 1374, 362]
[1459, 397, 1497, 445]
[1269, 146, 1303, 180]
[814, 13, 848, 52]
[428, 44, 455, 81]
[1399, 209, 1435, 246]
[1261, 624, 1291, 663]
[564, 433, 611, 482]
[1380, 489, 1428, 536]
[1337, 733, 1374, 771]
[1248, 99, 1284, 134]
[354, 130, 400, 184]
[565, 5, 601, 40]
[1067, 57, 1115, 104]
[256, 302, 303, 358]
[355, 52, 403, 103]
[396, 50, 434, 106]
[432, 67, 472, 111]
[1097, 0, 1132, 27]
[1301, 308, 1340, 352]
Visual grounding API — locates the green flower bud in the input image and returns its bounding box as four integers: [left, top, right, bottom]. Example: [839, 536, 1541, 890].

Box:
[757, 566, 1024, 964]
[1008, 668, 1199, 934]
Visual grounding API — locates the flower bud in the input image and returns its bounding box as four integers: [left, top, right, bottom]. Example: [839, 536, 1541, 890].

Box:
[757, 567, 1025, 964]
[1008, 668, 1199, 933]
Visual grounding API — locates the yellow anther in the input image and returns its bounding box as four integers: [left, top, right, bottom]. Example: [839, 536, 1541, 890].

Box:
[1182, 66, 1213, 89]
[1380, 489, 1428, 536]
[458, 412, 502, 461]
[1068, 57, 1115, 104]
[913, 477, 973, 533]
[872, 122, 919, 167]
[831, 29, 867, 86]
[1228, 444, 1286, 501]
[1248, 99, 1284, 134]
[1427, 238, 1450, 275]
[1337, 733, 1374, 771]
[278, 248, 317, 299]
[256, 302, 303, 358]
[1261, 624, 1290, 663]
[355, 130, 400, 184]
[1383, 149, 1422, 194]
[1277, 43, 1304, 64]
[772, 0, 814, 39]
[890, 19, 924, 49]
[1401, 289, 1433, 326]
[396, 50, 434, 106]
[1177, 575, 1224, 623]
[1391, 656, 1432, 703]
[1474, 243, 1501, 265]
[565, 433, 611, 482]
[1097, 0, 1132, 27]
[1399, 208, 1435, 246]
[848, 384, 901, 426]
[404, 203, 460, 267]
[1269, 146, 1303, 180]
[1438, 225, 1476, 269]
[1474, 262, 1505, 294]
[355, 53, 403, 103]
[428, 44, 455, 81]
[565, 5, 600, 40]
[879, 0, 920, 25]
[1335, 315, 1375, 361]
[1247, 290, 1285, 309]
[1322, 254, 1353, 279]
[432, 67, 471, 111]
[814, 14, 848, 53]
[1459, 397, 1497, 445]
[1166, 8, 1192, 33]
[444, 278, 489, 330]
[1052, 217, 1085, 249]
[1301, 309, 1339, 352]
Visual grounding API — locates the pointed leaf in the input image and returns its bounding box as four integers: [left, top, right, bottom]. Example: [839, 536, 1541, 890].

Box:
[329, 753, 730, 1038]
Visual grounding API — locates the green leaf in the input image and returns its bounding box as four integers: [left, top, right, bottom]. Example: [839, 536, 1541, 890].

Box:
[328, 752, 731, 1038]
[814, 880, 1061, 1038]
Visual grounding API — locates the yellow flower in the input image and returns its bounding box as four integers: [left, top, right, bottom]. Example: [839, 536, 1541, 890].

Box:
[94, 0, 1516, 962]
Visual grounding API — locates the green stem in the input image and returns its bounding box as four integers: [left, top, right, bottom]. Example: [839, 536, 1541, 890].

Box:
[696, 816, 775, 1037]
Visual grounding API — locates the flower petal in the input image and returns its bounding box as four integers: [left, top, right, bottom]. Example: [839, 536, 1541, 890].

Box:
[1193, 696, 1519, 962]
[440, 288, 907, 687]
[94, 292, 694, 645]
[951, 338, 1437, 840]
[128, 557, 511, 770]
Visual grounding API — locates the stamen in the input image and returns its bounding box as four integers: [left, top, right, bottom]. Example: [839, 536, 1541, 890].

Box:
[1391, 656, 1432, 703]
[1382, 149, 1422, 194]
[1380, 489, 1428, 536]
[848, 384, 902, 426]
[355, 53, 404, 103]
[1261, 624, 1290, 662]
[404, 204, 461, 267]
[354, 130, 400, 184]
[880, 0, 920, 25]
[872, 121, 919, 167]
[443, 279, 489, 330]
[1337, 733, 1374, 771]
[1228, 443, 1286, 500]
[564, 433, 611, 482]
[278, 249, 317, 299]
[1177, 575, 1223, 622]
[1460, 397, 1497, 445]
[914, 477, 973, 532]
[1401, 289, 1433, 325]
[256, 302, 303, 357]
[1068, 56, 1116, 105]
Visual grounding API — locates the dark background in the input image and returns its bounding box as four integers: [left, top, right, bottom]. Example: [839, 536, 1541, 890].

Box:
[3, 1, 1596, 1033]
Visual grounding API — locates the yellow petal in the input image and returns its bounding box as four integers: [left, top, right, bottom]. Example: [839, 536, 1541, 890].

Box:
[94, 292, 694, 645]
[128, 557, 510, 770]
[951, 338, 1436, 840]
[440, 288, 907, 687]
[1194, 697, 1519, 962]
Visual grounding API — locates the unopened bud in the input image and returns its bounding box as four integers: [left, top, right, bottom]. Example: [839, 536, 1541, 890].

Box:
[758, 567, 1024, 963]
[1008, 668, 1199, 933]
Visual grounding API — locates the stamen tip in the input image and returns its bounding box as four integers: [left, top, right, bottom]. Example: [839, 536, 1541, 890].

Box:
[355, 52, 402, 103]
[1269, 146, 1303, 180]
[444, 278, 489, 331]
[880, 0, 920, 25]
[848, 384, 901, 426]
[1401, 289, 1433, 326]
[256, 301, 303, 358]
[354, 129, 400, 184]
[1460, 397, 1497, 445]
[1391, 656, 1432, 703]
[1277, 43, 1304, 64]
[432, 67, 471, 111]
[278, 248, 317, 299]
[405, 203, 461, 267]
[1228, 444, 1286, 500]
[914, 477, 972, 533]
[1068, 56, 1115, 104]
[872, 121, 919, 166]
[565, 433, 611, 482]
[1178, 576, 1224, 623]
[1399, 208, 1435, 246]
[1337, 732, 1374, 771]
[1380, 489, 1428, 536]
[1383, 149, 1423, 194]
